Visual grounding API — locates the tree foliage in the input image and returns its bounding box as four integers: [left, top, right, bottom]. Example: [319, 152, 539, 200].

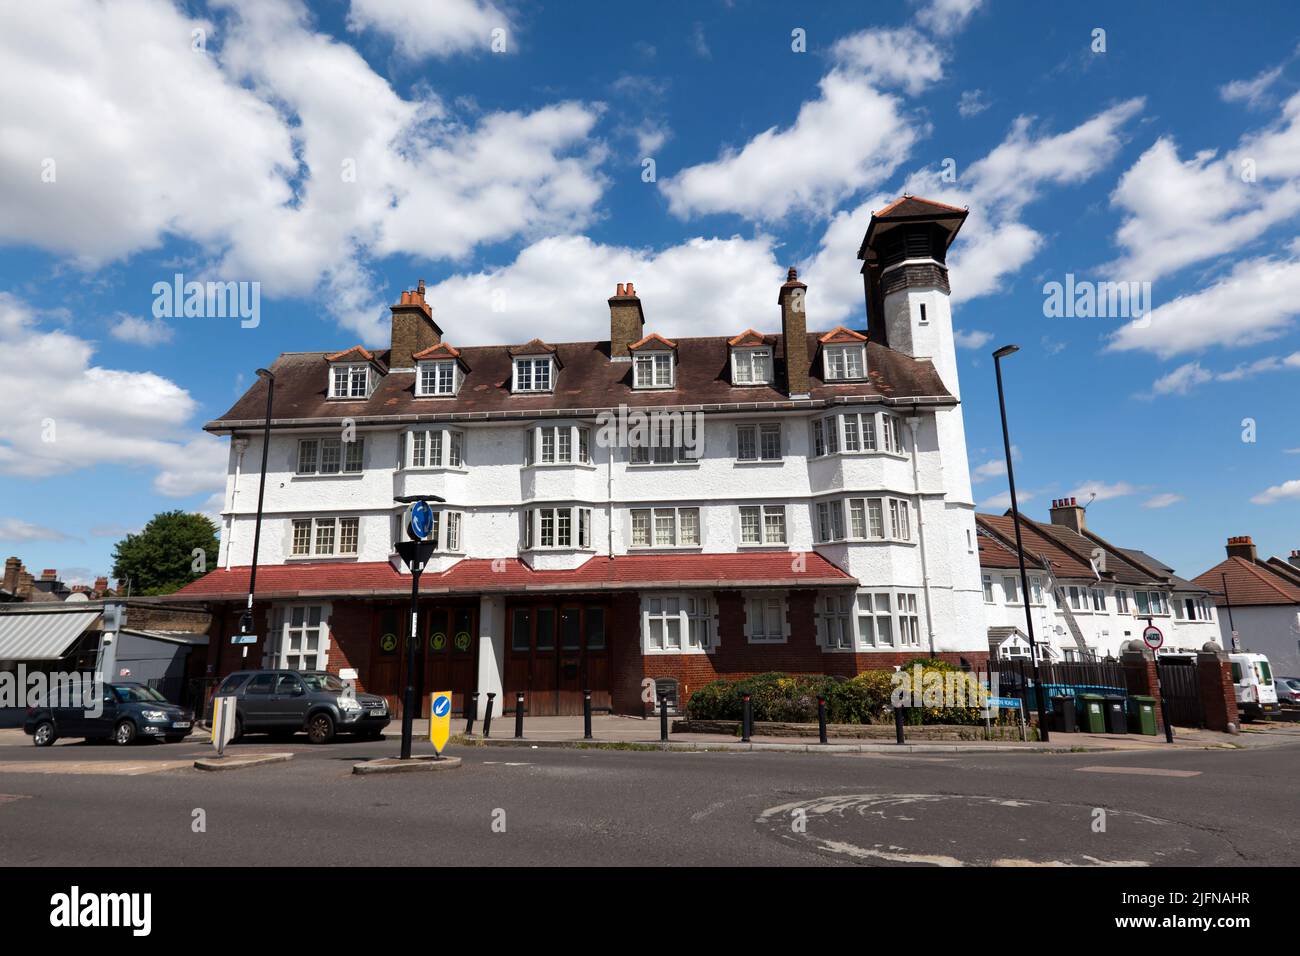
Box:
[110, 510, 219, 596]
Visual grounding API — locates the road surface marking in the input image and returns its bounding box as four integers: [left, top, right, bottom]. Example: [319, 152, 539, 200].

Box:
[1075, 766, 1201, 777]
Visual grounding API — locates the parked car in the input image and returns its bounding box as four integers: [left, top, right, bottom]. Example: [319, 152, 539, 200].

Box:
[206, 669, 390, 744]
[1273, 676, 1300, 706]
[25, 682, 194, 747]
[1230, 653, 1280, 718]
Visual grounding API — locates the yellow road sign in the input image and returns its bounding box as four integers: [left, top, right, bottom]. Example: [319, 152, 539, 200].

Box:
[429, 690, 452, 755]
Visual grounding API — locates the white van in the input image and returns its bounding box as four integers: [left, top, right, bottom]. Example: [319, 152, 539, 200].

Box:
[1230, 653, 1280, 718]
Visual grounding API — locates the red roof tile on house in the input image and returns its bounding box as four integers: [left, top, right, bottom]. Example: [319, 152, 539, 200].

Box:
[507, 338, 558, 358]
[1191, 556, 1300, 607]
[727, 329, 771, 347]
[628, 332, 677, 351]
[168, 552, 855, 601]
[818, 326, 869, 344]
[412, 342, 461, 360]
[872, 195, 968, 219]
[325, 345, 377, 363]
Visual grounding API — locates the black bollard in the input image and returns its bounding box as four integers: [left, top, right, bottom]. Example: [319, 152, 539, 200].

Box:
[817, 695, 828, 745]
[894, 704, 906, 745]
[659, 694, 669, 741]
[583, 688, 593, 740]
[741, 692, 752, 743]
[482, 692, 496, 738]
[514, 691, 525, 739]
[465, 691, 479, 736]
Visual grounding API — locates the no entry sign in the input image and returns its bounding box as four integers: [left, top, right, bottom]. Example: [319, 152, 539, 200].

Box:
[1142, 624, 1164, 650]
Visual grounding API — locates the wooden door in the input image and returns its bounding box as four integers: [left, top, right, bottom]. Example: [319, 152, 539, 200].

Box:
[505, 600, 610, 716]
[421, 605, 478, 717]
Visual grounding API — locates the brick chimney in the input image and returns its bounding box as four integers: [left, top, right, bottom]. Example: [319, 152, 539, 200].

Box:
[389, 279, 443, 369]
[778, 267, 810, 398]
[1048, 497, 1086, 534]
[93, 575, 109, 594]
[1226, 536, 1258, 563]
[39, 569, 56, 582]
[2, 557, 19, 594]
[608, 282, 645, 359]
[1289, 549, 1300, 569]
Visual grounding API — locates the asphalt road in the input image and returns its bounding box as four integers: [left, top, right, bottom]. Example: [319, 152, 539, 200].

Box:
[1, 732, 1296, 867]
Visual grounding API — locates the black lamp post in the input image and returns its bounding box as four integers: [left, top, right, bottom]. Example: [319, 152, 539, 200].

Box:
[394, 493, 445, 759]
[239, 368, 274, 661]
[992, 344, 1050, 742]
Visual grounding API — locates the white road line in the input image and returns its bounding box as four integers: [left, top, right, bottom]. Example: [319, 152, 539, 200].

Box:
[1075, 766, 1201, 777]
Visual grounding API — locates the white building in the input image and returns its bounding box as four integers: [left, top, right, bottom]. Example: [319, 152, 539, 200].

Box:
[174, 196, 989, 717]
[978, 498, 1219, 662]
[1193, 536, 1300, 676]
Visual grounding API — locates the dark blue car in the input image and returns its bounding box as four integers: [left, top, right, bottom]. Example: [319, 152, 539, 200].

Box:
[24, 682, 194, 746]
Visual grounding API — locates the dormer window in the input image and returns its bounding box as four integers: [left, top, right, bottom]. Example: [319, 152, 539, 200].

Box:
[823, 345, 865, 381]
[634, 352, 673, 389]
[330, 363, 372, 399]
[514, 357, 553, 392]
[418, 360, 458, 397]
[731, 348, 772, 385]
[818, 327, 869, 382]
[325, 346, 382, 399]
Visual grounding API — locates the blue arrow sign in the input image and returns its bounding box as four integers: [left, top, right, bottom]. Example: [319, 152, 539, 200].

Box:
[407, 500, 434, 541]
[432, 694, 451, 718]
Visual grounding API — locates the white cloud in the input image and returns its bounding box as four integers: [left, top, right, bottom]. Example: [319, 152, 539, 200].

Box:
[0, 293, 226, 499]
[1252, 479, 1300, 505]
[421, 233, 786, 344]
[1149, 361, 1213, 396]
[978, 489, 1040, 511]
[1143, 493, 1184, 509]
[830, 28, 945, 96]
[110, 313, 174, 347]
[660, 28, 941, 222]
[1106, 92, 1300, 284]
[958, 89, 989, 118]
[1220, 65, 1284, 108]
[0, 0, 607, 343]
[1148, 350, 1300, 396]
[970, 446, 1019, 483]
[1070, 480, 1140, 503]
[915, 0, 985, 36]
[0, 518, 72, 542]
[1110, 257, 1300, 358]
[346, 0, 511, 59]
[954, 328, 993, 349]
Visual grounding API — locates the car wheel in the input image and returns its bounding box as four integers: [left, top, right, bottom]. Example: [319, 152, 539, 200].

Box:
[307, 713, 335, 745]
[33, 721, 56, 747]
[113, 720, 137, 746]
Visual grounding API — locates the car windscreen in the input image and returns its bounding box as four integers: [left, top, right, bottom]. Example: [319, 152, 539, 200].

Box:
[301, 673, 346, 692]
[217, 674, 249, 694]
[1258, 660, 1273, 682]
[112, 685, 168, 703]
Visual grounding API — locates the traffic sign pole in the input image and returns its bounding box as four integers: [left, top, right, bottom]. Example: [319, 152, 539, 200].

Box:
[393, 496, 444, 760]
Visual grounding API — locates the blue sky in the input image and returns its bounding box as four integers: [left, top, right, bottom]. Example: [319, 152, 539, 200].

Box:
[2, 0, 1300, 585]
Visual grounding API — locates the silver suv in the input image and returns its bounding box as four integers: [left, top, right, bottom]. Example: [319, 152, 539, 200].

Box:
[209, 670, 390, 744]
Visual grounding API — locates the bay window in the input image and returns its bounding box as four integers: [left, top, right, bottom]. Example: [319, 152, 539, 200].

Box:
[810, 412, 905, 457]
[818, 593, 855, 649]
[853, 590, 922, 649]
[525, 506, 593, 550]
[736, 423, 782, 462]
[526, 424, 592, 466]
[407, 428, 465, 469]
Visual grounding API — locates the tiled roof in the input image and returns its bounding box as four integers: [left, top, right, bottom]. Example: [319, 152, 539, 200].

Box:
[819, 326, 868, 344]
[628, 332, 677, 351]
[872, 195, 968, 220]
[506, 338, 558, 358]
[976, 527, 1044, 571]
[727, 329, 771, 347]
[167, 552, 856, 601]
[325, 345, 380, 365]
[976, 513, 1094, 579]
[205, 335, 952, 428]
[1191, 556, 1300, 607]
[412, 342, 462, 360]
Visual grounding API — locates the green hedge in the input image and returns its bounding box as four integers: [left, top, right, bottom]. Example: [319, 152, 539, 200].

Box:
[684, 663, 986, 725]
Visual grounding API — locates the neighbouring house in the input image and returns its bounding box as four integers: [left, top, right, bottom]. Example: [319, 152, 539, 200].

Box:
[0, 599, 211, 726]
[1, 557, 117, 604]
[1192, 536, 1300, 676]
[166, 196, 989, 718]
[977, 497, 1219, 662]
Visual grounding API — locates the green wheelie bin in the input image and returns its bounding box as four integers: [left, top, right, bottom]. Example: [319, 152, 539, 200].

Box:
[1130, 695, 1158, 735]
[1079, 693, 1107, 733]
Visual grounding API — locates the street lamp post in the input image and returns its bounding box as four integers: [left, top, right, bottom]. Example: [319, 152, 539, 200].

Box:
[239, 368, 274, 662]
[394, 494, 444, 759]
[992, 344, 1050, 742]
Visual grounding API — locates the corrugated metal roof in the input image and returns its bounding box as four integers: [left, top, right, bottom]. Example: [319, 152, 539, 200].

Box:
[0, 610, 98, 661]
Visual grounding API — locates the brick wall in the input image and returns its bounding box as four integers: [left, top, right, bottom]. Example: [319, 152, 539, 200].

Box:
[1197, 651, 1240, 732]
[326, 600, 375, 693]
[612, 587, 989, 716]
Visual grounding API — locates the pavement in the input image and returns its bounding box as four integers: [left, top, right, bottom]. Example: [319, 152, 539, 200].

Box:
[1, 725, 1298, 866]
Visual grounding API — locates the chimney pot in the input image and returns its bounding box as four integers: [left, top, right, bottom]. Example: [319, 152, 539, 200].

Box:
[1226, 536, 1258, 563]
[609, 281, 646, 358]
[626, 282, 635, 296]
[787, 267, 798, 281]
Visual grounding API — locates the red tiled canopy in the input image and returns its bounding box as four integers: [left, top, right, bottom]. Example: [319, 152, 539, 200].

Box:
[168, 552, 855, 602]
